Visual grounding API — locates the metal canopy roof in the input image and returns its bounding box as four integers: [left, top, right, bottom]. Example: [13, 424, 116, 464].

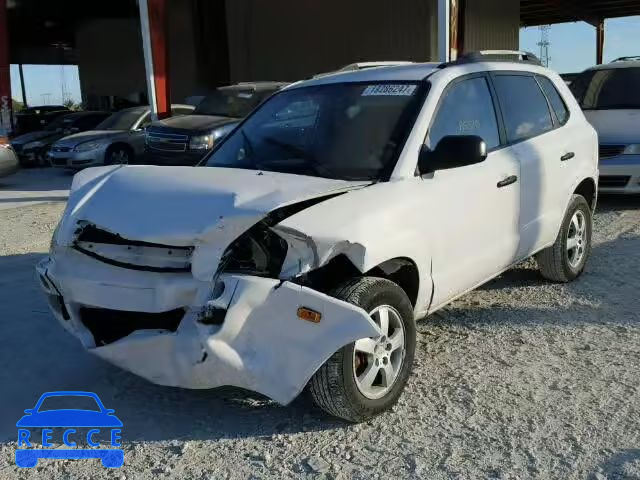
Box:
[521, 0, 640, 27]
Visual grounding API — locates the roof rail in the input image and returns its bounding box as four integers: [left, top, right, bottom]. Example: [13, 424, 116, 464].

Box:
[312, 61, 415, 78]
[439, 50, 543, 68]
[611, 56, 640, 62]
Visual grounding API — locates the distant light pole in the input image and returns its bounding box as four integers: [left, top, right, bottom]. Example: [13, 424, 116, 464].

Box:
[537, 25, 551, 67]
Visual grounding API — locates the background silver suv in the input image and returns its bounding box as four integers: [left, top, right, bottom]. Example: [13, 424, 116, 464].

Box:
[570, 57, 640, 194]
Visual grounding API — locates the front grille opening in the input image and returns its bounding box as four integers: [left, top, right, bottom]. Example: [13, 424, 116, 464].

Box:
[74, 224, 193, 273]
[599, 144, 625, 159]
[599, 175, 631, 188]
[79, 307, 186, 346]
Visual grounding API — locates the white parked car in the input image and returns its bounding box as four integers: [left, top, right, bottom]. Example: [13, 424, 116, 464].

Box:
[37, 52, 598, 422]
[570, 58, 640, 193]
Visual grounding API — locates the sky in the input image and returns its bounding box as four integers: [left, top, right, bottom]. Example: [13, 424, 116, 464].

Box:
[520, 16, 640, 73]
[7, 15, 640, 105]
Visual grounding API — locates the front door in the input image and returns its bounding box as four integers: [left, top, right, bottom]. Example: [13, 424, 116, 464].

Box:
[423, 75, 521, 310]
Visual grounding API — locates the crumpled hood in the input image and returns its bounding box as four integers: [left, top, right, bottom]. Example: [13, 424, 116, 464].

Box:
[54, 130, 125, 148]
[583, 109, 640, 144]
[59, 165, 366, 280]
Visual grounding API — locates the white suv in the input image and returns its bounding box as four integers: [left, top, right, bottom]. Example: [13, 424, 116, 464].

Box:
[37, 52, 598, 422]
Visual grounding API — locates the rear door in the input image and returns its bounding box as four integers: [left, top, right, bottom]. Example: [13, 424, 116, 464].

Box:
[425, 74, 521, 308]
[491, 73, 570, 258]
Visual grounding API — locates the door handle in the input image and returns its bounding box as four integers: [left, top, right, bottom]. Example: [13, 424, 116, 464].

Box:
[560, 152, 575, 161]
[497, 175, 518, 188]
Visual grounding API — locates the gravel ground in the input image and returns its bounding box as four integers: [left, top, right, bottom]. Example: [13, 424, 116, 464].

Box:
[0, 196, 639, 480]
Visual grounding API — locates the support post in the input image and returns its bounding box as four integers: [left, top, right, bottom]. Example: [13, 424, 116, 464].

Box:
[438, 0, 451, 63]
[138, 0, 171, 120]
[596, 18, 604, 65]
[0, 0, 12, 140]
[18, 64, 26, 107]
[450, 0, 466, 60]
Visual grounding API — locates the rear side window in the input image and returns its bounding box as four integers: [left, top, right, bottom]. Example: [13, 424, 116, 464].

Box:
[537, 76, 569, 125]
[492, 75, 553, 142]
[427, 77, 500, 150]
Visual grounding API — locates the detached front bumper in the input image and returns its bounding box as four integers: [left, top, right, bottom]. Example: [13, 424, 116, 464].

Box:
[36, 250, 378, 404]
[599, 155, 640, 194]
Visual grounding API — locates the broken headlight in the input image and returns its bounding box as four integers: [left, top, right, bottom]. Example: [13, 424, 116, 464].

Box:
[220, 222, 288, 277]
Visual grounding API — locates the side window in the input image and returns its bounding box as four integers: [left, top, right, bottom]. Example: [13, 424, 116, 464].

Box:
[427, 77, 500, 150]
[537, 76, 569, 125]
[492, 74, 553, 142]
[76, 114, 107, 130]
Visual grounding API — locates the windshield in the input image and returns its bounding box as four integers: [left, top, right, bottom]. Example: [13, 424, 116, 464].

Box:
[96, 109, 144, 130]
[44, 115, 70, 131]
[194, 86, 280, 118]
[204, 83, 425, 181]
[570, 67, 640, 110]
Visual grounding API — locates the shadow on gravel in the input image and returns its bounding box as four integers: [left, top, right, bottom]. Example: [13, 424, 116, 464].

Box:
[436, 231, 640, 328]
[0, 252, 342, 446]
[590, 449, 640, 480]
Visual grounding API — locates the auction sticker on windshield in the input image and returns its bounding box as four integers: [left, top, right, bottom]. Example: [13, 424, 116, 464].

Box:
[362, 84, 417, 96]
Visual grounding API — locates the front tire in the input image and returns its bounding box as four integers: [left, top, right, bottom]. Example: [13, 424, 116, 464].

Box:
[307, 277, 416, 422]
[536, 194, 592, 282]
[105, 146, 132, 165]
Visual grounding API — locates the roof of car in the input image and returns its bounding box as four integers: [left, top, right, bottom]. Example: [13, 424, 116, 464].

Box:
[115, 104, 194, 114]
[62, 110, 110, 117]
[225, 82, 289, 91]
[585, 60, 640, 71]
[290, 63, 442, 88]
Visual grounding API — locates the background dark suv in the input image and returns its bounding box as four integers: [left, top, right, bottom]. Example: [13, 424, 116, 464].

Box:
[142, 82, 287, 166]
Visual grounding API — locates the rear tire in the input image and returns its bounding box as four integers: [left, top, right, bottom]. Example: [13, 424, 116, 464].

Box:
[307, 277, 416, 422]
[536, 194, 592, 282]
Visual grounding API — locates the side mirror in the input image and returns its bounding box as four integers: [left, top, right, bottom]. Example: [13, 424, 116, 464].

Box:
[418, 135, 487, 174]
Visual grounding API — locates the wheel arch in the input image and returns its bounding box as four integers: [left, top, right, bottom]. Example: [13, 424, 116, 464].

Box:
[296, 254, 423, 309]
[104, 142, 134, 162]
[574, 176, 597, 211]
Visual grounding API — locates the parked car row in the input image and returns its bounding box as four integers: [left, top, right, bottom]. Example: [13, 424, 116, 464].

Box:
[5, 59, 640, 197]
[11, 111, 111, 166]
[47, 104, 194, 168]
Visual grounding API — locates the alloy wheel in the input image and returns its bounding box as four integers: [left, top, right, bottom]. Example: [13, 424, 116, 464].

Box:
[353, 305, 406, 400]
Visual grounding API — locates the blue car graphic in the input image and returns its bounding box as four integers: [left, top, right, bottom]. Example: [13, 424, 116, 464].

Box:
[16, 391, 123, 468]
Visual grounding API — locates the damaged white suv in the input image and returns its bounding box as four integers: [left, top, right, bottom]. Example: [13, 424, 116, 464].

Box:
[38, 53, 598, 422]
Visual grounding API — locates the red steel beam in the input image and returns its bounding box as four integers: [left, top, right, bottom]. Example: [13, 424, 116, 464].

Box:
[0, 0, 12, 141]
[147, 0, 170, 119]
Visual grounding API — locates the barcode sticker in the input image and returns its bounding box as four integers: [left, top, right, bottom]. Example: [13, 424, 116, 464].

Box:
[362, 85, 417, 96]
